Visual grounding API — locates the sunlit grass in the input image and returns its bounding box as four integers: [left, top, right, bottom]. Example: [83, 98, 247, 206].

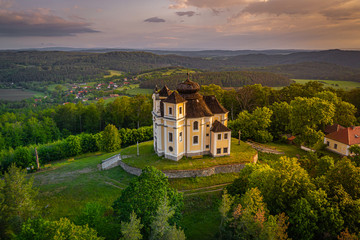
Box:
[121, 138, 257, 170]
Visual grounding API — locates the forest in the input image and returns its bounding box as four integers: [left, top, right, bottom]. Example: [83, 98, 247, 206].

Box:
[139, 71, 291, 88]
[1, 49, 360, 86]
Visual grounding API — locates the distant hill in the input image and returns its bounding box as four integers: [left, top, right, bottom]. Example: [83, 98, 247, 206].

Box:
[139, 71, 291, 89]
[251, 62, 360, 81]
[1, 49, 360, 84]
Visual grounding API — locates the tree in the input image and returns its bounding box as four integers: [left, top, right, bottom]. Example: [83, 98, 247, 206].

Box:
[219, 189, 234, 235]
[1, 164, 39, 237]
[121, 211, 143, 240]
[269, 101, 291, 137]
[16, 217, 103, 240]
[76, 202, 120, 240]
[112, 167, 183, 237]
[349, 145, 360, 167]
[64, 135, 82, 156]
[101, 124, 121, 152]
[229, 106, 273, 143]
[150, 197, 185, 240]
[290, 97, 335, 148]
[315, 91, 357, 127]
[222, 188, 290, 240]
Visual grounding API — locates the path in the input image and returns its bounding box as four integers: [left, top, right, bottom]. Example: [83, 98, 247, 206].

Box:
[246, 140, 284, 154]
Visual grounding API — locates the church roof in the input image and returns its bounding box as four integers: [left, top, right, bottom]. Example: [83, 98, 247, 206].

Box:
[158, 85, 172, 97]
[203, 95, 228, 114]
[186, 97, 214, 118]
[210, 120, 231, 132]
[177, 74, 200, 95]
[163, 91, 186, 104]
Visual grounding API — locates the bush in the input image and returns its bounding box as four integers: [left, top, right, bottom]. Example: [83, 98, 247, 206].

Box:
[13, 147, 34, 168]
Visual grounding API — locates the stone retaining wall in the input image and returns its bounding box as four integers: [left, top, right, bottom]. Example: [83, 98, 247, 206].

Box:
[114, 152, 258, 179]
[101, 154, 121, 170]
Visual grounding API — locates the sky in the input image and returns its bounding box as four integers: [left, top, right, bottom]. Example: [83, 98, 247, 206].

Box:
[1, 0, 360, 50]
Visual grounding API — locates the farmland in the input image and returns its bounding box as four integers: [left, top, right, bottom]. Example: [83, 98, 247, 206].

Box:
[0, 89, 44, 101]
[293, 79, 360, 89]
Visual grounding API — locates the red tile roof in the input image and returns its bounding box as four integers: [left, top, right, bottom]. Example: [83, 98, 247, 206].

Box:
[325, 126, 360, 145]
[324, 124, 345, 134]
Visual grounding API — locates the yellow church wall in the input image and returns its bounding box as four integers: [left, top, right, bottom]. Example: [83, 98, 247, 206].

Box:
[165, 127, 175, 154]
[176, 102, 185, 119]
[211, 131, 231, 157]
[187, 118, 203, 152]
[164, 103, 175, 118]
[178, 125, 185, 154]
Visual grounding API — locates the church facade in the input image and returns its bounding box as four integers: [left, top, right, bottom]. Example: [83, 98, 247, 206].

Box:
[152, 77, 231, 161]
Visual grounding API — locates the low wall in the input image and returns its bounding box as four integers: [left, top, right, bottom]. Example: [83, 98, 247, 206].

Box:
[111, 152, 258, 178]
[101, 154, 121, 170]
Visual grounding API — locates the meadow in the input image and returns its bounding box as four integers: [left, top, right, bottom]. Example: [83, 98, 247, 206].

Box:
[0, 88, 44, 101]
[121, 139, 257, 170]
[32, 148, 240, 239]
[293, 79, 360, 90]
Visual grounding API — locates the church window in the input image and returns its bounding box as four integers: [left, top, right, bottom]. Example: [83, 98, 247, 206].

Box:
[223, 147, 228, 153]
[169, 107, 172, 115]
[218, 134, 221, 140]
[224, 133, 228, 139]
[169, 132, 173, 142]
[334, 143, 337, 149]
[206, 145, 209, 149]
[169, 146, 173, 152]
[193, 136, 199, 145]
[217, 148, 221, 154]
[193, 121, 199, 130]
[179, 107, 182, 115]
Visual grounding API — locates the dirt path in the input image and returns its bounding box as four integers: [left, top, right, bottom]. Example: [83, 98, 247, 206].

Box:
[184, 188, 224, 196]
[179, 182, 231, 192]
[104, 181, 124, 189]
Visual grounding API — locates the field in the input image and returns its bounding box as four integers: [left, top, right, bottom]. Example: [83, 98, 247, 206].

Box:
[293, 79, 360, 90]
[0, 88, 44, 101]
[124, 83, 153, 95]
[104, 70, 122, 78]
[32, 147, 244, 239]
[121, 138, 257, 170]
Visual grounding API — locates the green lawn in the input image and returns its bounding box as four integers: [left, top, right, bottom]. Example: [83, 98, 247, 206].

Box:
[124, 84, 153, 95]
[121, 138, 257, 171]
[31, 148, 228, 240]
[293, 79, 360, 90]
[170, 172, 241, 191]
[181, 192, 222, 240]
[33, 151, 135, 220]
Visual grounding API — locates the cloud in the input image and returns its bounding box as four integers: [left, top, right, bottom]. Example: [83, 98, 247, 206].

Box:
[0, 9, 99, 37]
[175, 11, 196, 17]
[0, 0, 13, 8]
[169, 0, 248, 9]
[144, 17, 166, 23]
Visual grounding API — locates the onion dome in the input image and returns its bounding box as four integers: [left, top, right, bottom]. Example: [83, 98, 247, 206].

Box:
[176, 74, 200, 94]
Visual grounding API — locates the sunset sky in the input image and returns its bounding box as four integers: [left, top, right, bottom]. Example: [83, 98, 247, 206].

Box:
[1, 0, 360, 50]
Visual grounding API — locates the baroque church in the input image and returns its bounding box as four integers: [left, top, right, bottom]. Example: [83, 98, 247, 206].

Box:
[152, 76, 231, 161]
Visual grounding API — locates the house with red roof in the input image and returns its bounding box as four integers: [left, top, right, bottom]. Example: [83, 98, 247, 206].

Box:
[324, 126, 360, 156]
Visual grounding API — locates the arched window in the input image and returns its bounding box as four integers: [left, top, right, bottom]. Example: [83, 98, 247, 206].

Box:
[193, 121, 199, 131]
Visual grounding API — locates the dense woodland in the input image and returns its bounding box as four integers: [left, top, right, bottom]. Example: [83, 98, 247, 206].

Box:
[139, 71, 291, 88]
[1, 50, 360, 86]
